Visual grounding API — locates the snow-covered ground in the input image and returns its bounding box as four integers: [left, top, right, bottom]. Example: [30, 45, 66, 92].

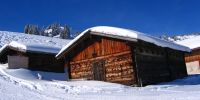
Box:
[0, 31, 71, 48]
[0, 64, 199, 100]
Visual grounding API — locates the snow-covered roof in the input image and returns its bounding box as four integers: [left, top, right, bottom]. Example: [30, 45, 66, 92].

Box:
[56, 26, 191, 58]
[175, 35, 200, 49]
[0, 41, 61, 54]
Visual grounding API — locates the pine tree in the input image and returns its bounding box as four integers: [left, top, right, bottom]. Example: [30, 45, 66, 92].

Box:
[25, 24, 40, 35]
[24, 24, 29, 34]
[60, 25, 70, 39]
[23, 23, 72, 39]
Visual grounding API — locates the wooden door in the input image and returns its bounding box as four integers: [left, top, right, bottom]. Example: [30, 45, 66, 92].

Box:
[93, 60, 105, 81]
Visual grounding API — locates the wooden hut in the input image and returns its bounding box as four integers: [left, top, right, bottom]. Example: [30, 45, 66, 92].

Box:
[56, 26, 190, 86]
[0, 41, 64, 73]
[176, 37, 200, 74]
[184, 47, 200, 74]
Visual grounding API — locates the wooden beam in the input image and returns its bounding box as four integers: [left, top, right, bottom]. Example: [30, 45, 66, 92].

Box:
[70, 51, 131, 64]
[132, 47, 143, 87]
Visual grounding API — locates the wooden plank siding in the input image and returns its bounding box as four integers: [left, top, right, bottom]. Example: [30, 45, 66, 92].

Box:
[185, 55, 200, 62]
[185, 49, 200, 62]
[134, 43, 171, 86]
[28, 53, 64, 73]
[133, 41, 187, 86]
[167, 49, 188, 79]
[68, 35, 137, 85]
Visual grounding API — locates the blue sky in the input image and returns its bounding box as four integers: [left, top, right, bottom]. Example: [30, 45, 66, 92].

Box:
[0, 0, 200, 36]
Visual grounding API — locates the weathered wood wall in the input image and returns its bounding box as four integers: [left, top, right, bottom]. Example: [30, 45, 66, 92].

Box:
[28, 53, 64, 73]
[185, 55, 200, 62]
[68, 36, 137, 85]
[71, 36, 130, 61]
[134, 41, 187, 86]
[135, 42, 171, 85]
[184, 48, 200, 74]
[185, 48, 200, 62]
[167, 49, 187, 79]
[8, 55, 28, 69]
[66, 35, 187, 86]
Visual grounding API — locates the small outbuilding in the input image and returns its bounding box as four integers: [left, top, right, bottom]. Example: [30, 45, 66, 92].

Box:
[184, 48, 200, 74]
[56, 26, 190, 86]
[176, 36, 200, 74]
[0, 41, 64, 73]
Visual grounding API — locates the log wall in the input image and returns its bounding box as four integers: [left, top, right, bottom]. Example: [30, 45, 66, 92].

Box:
[68, 36, 137, 85]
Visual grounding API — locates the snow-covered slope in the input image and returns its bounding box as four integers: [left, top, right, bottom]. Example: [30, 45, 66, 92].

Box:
[175, 35, 200, 49]
[0, 31, 71, 48]
[160, 34, 200, 49]
[0, 64, 200, 100]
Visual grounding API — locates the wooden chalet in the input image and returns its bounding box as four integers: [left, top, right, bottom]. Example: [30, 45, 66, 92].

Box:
[0, 41, 64, 73]
[56, 26, 190, 86]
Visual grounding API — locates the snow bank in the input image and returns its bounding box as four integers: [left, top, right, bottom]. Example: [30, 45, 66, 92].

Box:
[1, 64, 200, 100]
[4, 68, 66, 81]
[56, 26, 190, 58]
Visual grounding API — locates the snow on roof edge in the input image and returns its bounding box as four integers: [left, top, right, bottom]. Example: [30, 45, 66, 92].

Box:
[90, 26, 190, 52]
[136, 32, 191, 52]
[56, 29, 90, 58]
[0, 41, 61, 54]
[9, 41, 27, 52]
[56, 26, 191, 58]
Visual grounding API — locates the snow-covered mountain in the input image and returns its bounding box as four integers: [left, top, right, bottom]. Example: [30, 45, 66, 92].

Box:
[0, 31, 71, 48]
